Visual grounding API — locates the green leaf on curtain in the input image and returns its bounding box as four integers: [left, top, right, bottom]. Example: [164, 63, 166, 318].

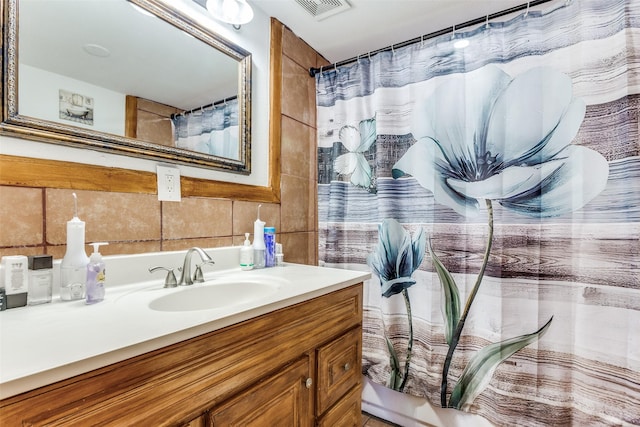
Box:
[449, 317, 553, 410]
[386, 336, 403, 390]
[428, 238, 460, 345]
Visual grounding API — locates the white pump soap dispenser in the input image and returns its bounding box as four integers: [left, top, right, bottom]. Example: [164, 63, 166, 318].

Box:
[240, 233, 254, 271]
[86, 242, 108, 304]
[60, 193, 90, 301]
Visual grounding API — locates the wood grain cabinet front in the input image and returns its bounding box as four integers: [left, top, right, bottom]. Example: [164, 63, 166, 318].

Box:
[210, 356, 313, 426]
[182, 415, 207, 427]
[0, 283, 363, 426]
[317, 386, 362, 427]
[316, 327, 362, 416]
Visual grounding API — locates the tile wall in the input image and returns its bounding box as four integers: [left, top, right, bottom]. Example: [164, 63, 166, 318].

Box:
[0, 22, 329, 265]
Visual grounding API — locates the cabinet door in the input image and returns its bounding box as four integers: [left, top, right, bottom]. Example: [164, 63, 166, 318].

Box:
[182, 415, 207, 427]
[210, 356, 312, 427]
[317, 386, 361, 427]
[316, 327, 362, 415]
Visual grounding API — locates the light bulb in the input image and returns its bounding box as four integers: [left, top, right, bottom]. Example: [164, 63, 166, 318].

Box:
[222, 0, 239, 21]
[207, 0, 253, 25]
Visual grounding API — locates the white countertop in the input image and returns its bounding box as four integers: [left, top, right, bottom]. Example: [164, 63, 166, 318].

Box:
[0, 247, 370, 400]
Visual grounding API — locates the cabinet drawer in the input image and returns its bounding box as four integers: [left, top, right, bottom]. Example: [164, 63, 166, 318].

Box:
[316, 327, 362, 415]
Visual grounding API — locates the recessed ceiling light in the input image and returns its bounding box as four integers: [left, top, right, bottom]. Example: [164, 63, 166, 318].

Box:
[82, 43, 111, 58]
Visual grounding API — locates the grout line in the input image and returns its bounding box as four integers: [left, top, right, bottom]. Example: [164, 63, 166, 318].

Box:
[41, 187, 48, 253]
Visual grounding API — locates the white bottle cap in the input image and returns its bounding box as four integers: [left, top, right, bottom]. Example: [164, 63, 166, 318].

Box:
[89, 242, 109, 263]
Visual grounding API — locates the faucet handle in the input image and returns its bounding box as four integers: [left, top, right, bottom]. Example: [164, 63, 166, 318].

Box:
[193, 260, 216, 283]
[149, 266, 180, 288]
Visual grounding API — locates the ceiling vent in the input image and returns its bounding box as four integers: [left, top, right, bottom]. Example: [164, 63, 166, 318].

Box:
[294, 0, 351, 21]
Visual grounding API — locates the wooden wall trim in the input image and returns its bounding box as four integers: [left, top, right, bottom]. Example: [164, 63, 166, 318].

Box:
[124, 95, 138, 139]
[268, 18, 284, 203]
[0, 154, 278, 201]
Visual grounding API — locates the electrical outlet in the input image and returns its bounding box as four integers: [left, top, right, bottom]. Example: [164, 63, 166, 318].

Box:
[156, 165, 181, 201]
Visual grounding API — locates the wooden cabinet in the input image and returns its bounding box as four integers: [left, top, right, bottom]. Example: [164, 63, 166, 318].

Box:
[317, 386, 362, 427]
[182, 415, 207, 427]
[210, 356, 312, 426]
[316, 327, 362, 418]
[0, 283, 363, 426]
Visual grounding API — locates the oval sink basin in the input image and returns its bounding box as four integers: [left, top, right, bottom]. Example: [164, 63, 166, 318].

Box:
[149, 279, 280, 312]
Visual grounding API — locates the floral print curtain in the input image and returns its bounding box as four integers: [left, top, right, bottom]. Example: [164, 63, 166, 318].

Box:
[316, 1, 640, 425]
[171, 97, 239, 158]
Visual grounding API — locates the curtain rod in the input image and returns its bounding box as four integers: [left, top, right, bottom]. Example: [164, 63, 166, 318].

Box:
[308, 0, 554, 77]
[171, 95, 238, 119]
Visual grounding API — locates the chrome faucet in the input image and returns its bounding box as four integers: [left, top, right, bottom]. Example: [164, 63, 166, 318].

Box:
[178, 247, 214, 286]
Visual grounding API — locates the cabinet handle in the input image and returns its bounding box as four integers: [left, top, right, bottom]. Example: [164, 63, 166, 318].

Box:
[305, 378, 313, 389]
[343, 363, 351, 371]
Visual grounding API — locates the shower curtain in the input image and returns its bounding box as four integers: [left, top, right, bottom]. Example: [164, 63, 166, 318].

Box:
[171, 97, 239, 158]
[316, 1, 639, 425]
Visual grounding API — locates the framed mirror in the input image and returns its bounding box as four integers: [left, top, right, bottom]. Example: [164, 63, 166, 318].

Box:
[1, 0, 252, 174]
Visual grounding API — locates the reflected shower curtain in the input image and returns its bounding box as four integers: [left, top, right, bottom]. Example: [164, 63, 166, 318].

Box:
[316, 1, 640, 425]
[172, 97, 239, 158]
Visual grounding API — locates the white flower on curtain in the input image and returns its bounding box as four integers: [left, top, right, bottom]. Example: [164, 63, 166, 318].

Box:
[393, 65, 609, 218]
[390, 65, 609, 410]
[333, 117, 377, 192]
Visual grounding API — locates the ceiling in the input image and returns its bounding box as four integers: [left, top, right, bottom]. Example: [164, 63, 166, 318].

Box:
[252, 0, 535, 63]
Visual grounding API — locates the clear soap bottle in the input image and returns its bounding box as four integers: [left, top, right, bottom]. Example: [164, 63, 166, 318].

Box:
[27, 255, 53, 305]
[86, 242, 108, 304]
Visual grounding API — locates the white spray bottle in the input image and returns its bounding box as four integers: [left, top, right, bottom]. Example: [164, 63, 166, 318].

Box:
[60, 193, 90, 301]
[253, 204, 266, 269]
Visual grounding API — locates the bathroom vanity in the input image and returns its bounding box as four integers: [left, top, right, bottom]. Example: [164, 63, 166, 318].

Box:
[0, 248, 370, 426]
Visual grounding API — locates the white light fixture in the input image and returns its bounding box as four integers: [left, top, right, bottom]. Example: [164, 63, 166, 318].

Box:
[206, 0, 254, 26]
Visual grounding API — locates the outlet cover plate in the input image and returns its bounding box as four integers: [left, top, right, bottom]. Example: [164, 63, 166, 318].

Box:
[156, 165, 181, 201]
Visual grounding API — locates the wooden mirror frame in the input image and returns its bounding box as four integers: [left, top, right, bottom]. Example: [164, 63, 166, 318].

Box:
[0, 11, 282, 202]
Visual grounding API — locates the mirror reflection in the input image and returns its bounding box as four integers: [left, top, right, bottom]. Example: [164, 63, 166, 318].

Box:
[8, 0, 251, 173]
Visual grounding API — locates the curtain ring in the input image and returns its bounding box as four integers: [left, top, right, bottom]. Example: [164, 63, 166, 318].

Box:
[368, 52, 371, 60]
[524, 2, 530, 17]
[334, 63, 338, 73]
[319, 65, 323, 77]
[485, 14, 490, 29]
[451, 24, 456, 40]
[391, 44, 395, 55]
[421, 35, 425, 47]
[356, 54, 360, 64]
